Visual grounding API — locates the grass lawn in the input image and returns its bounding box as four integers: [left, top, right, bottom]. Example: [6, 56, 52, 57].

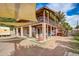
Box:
[70, 36, 79, 54]
[72, 36, 79, 44]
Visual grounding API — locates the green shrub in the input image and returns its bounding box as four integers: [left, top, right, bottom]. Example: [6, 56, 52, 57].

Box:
[74, 32, 79, 36]
[72, 32, 79, 36]
[74, 36, 79, 41]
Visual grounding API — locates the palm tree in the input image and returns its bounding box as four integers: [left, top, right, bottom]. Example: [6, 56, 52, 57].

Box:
[55, 11, 72, 36]
[56, 11, 65, 23]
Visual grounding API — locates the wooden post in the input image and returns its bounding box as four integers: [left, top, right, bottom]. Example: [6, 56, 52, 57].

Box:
[29, 25, 32, 37]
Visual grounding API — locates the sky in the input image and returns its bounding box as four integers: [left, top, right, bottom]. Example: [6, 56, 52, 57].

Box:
[36, 3, 79, 28]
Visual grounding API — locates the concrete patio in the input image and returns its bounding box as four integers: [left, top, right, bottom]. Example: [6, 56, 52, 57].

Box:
[0, 36, 77, 56]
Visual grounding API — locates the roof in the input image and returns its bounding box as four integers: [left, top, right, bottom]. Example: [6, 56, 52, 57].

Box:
[36, 7, 57, 14]
[36, 7, 58, 21]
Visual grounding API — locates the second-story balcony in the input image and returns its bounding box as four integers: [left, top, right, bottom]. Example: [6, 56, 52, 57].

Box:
[37, 16, 57, 26]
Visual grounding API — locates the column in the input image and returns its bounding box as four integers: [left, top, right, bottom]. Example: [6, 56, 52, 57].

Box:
[47, 24, 48, 37]
[47, 11, 49, 37]
[29, 25, 32, 37]
[26, 28, 27, 36]
[50, 26, 52, 36]
[37, 28, 38, 34]
[43, 10, 45, 22]
[39, 28, 42, 34]
[16, 27, 19, 37]
[13, 28, 16, 36]
[47, 11, 50, 24]
[36, 28, 38, 39]
[55, 27, 58, 36]
[42, 23, 46, 40]
[20, 27, 23, 37]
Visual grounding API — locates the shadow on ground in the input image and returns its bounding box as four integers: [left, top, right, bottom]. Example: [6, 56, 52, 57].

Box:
[1, 37, 79, 56]
[56, 40, 79, 54]
[10, 45, 69, 56]
[10, 39, 76, 56]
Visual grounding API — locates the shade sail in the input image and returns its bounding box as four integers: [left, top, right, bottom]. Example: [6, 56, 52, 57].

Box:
[17, 3, 37, 21]
[0, 3, 37, 22]
[0, 4, 15, 18]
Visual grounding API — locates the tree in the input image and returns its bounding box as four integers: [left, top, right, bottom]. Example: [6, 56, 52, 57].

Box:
[56, 11, 65, 23]
[56, 11, 72, 30]
[0, 17, 16, 22]
[63, 22, 72, 30]
[0, 17, 16, 30]
[55, 11, 72, 36]
[75, 25, 79, 29]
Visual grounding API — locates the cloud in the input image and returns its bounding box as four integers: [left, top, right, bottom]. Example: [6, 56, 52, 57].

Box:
[66, 15, 79, 28]
[36, 3, 79, 28]
[46, 3, 78, 28]
[46, 3, 74, 13]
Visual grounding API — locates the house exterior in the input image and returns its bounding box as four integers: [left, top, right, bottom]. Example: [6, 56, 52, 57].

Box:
[0, 4, 64, 41]
[12, 7, 64, 41]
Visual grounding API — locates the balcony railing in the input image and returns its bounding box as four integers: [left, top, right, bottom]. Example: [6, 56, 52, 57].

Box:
[37, 16, 56, 25]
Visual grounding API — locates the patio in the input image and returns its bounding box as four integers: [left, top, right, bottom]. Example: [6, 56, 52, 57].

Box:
[0, 36, 75, 56]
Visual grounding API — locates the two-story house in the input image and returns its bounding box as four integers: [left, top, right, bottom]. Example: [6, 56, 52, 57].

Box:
[0, 7, 64, 41]
[15, 7, 64, 40]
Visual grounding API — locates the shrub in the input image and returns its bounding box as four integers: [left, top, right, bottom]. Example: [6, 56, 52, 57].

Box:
[74, 36, 79, 41]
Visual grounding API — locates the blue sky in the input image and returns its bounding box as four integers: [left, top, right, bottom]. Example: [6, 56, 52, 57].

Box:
[36, 3, 79, 28]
